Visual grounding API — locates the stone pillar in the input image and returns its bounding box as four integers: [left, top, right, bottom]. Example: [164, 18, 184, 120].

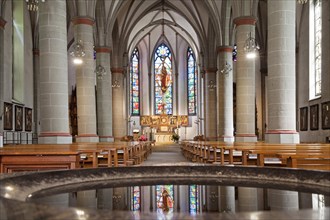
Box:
[265, 0, 299, 143]
[265, 0, 299, 211]
[33, 49, 40, 137]
[238, 187, 258, 212]
[95, 47, 113, 142]
[112, 68, 126, 140]
[299, 193, 313, 209]
[0, 17, 6, 147]
[268, 189, 298, 211]
[204, 68, 217, 140]
[220, 186, 235, 212]
[38, 0, 72, 144]
[206, 186, 219, 211]
[218, 46, 234, 142]
[233, 16, 257, 142]
[72, 17, 98, 143]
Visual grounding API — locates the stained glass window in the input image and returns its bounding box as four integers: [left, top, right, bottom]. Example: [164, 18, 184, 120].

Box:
[310, 0, 322, 99]
[187, 47, 197, 115]
[156, 185, 174, 211]
[131, 186, 140, 211]
[314, 0, 322, 97]
[130, 48, 140, 115]
[189, 185, 199, 213]
[154, 44, 172, 115]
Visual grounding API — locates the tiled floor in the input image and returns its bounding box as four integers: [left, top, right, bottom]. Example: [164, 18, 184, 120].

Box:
[140, 143, 195, 166]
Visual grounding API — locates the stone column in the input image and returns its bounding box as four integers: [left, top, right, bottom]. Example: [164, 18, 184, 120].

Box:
[33, 49, 40, 137]
[266, 0, 299, 210]
[218, 46, 234, 142]
[233, 16, 257, 142]
[265, 0, 299, 143]
[72, 17, 98, 143]
[95, 47, 113, 142]
[238, 187, 258, 212]
[298, 193, 313, 209]
[220, 186, 235, 212]
[204, 68, 217, 140]
[38, 0, 72, 144]
[112, 68, 126, 140]
[0, 17, 6, 147]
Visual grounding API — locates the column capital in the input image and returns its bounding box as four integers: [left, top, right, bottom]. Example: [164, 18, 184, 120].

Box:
[95, 46, 111, 53]
[218, 46, 233, 53]
[233, 16, 257, 26]
[205, 68, 217, 74]
[71, 16, 95, 26]
[111, 67, 124, 74]
[0, 17, 6, 29]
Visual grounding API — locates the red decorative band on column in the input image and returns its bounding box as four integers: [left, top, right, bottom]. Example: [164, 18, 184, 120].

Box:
[39, 132, 72, 137]
[235, 134, 257, 137]
[0, 17, 6, 29]
[218, 46, 232, 53]
[71, 17, 95, 26]
[111, 67, 124, 74]
[99, 136, 114, 138]
[33, 49, 40, 56]
[95, 47, 111, 53]
[77, 134, 98, 137]
[204, 68, 217, 74]
[266, 130, 298, 134]
[233, 16, 257, 26]
[221, 135, 234, 138]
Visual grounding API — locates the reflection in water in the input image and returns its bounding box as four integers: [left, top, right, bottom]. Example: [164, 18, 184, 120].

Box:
[31, 185, 326, 216]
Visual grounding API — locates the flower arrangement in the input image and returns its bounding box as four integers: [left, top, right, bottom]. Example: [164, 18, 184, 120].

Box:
[138, 135, 148, 141]
[172, 133, 180, 142]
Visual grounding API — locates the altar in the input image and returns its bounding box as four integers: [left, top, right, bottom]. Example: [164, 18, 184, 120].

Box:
[154, 133, 174, 143]
[140, 115, 188, 143]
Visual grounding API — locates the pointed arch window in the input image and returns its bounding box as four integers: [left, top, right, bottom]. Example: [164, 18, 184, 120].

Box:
[187, 47, 197, 115]
[189, 185, 199, 213]
[309, 0, 322, 99]
[154, 44, 173, 115]
[131, 186, 141, 211]
[130, 48, 140, 115]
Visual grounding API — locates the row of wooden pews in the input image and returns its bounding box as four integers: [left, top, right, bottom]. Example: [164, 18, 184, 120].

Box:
[0, 141, 154, 173]
[180, 141, 330, 171]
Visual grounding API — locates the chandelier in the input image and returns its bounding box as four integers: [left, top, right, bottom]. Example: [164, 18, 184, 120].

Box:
[297, 0, 308, 4]
[243, 32, 260, 59]
[220, 62, 232, 76]
[26, 0, 45, 11]
[95, 64, 106, 80]
[70, 40, 85, 65]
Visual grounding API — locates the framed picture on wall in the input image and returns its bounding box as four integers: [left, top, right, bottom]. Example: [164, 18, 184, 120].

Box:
[321, 101, 330, 130]
[25, 107, 33, 132]
[3, 102, 13, 130]
[310, 104, 319, 130]
[299, 107, 308, 131]
[15, 105, 23, 131]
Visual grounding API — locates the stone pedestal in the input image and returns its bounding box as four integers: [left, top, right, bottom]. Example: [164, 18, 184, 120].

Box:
[39, 133, 72, 144]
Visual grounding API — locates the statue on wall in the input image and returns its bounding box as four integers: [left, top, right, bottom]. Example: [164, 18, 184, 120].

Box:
[160, 64, 171, 94]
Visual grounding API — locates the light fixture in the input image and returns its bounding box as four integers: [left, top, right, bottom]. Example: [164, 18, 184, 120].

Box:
[112, 79, 120, 88]
[208, 80, 216, 91]
[25, 0, 45, 11]
[95, 64, 106, 80]
[220, 62, 232, 76]
[70, 40, 85, 65]
[297, 0, 308, 4]
[243, 32, 260, 59]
